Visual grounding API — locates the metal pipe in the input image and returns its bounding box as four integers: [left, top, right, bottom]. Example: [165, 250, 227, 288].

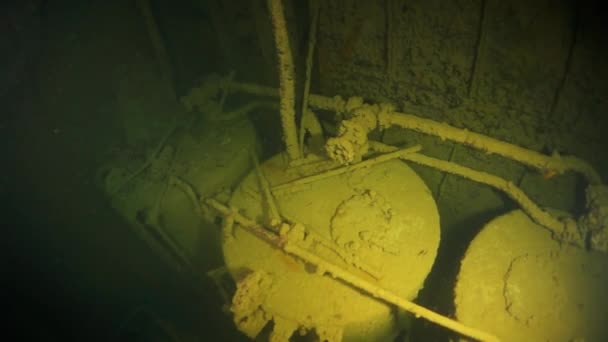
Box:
[267, 0, 301, 161]
[226, 81, 602, 185]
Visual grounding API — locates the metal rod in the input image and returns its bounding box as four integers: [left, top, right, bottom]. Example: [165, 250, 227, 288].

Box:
[205, 198, 500, 342]
[272, 145, 422, 194]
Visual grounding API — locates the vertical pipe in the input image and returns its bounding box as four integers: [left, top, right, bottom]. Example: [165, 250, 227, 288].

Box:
[385, 0, 395, 79]
[549, 1, 579, 121]
[135, 0, 175, 98]
[468, 0, 488, 98]
[250, 0, 276, 84]
[299, 0, 320, 155]
[436, 143, 457, 200]
[268, 0, 301, 162]
[200, 0, 239, 73]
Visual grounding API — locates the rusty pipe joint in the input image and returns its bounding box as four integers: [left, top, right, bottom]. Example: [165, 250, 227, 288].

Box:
[325, 98, 395, 165]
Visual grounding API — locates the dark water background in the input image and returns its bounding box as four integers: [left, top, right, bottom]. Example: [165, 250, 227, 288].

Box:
[3, 1, 246, 340]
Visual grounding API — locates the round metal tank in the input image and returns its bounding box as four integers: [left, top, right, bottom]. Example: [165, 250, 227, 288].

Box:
[455, 209, 608, 341]
[223, 154, 441, 341]
[99, 117, 259, 271]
